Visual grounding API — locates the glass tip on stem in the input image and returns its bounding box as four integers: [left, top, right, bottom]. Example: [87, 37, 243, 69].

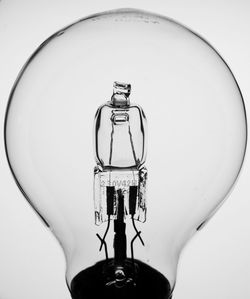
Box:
[111, 81, 131, 107]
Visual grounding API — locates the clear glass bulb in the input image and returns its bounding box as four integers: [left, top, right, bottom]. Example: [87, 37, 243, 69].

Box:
[4, 8, 247, 299]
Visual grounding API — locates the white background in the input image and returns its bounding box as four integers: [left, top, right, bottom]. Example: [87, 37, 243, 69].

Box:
[0, 1, 249, 298]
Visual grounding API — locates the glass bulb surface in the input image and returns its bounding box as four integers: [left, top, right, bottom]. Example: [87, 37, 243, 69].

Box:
[4, 8, 247, 299]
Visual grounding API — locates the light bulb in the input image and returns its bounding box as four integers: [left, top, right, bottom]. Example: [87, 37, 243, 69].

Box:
[4, 8, 247, 299]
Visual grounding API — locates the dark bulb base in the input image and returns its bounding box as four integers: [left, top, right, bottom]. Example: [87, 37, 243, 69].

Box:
[70, 259, 172, 299]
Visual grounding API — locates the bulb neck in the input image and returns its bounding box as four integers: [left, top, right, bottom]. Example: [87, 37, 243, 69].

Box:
[70, 259, 172, 299]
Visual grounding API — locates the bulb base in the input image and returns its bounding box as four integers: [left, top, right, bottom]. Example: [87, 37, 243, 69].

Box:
[70, 259, 172, 299]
